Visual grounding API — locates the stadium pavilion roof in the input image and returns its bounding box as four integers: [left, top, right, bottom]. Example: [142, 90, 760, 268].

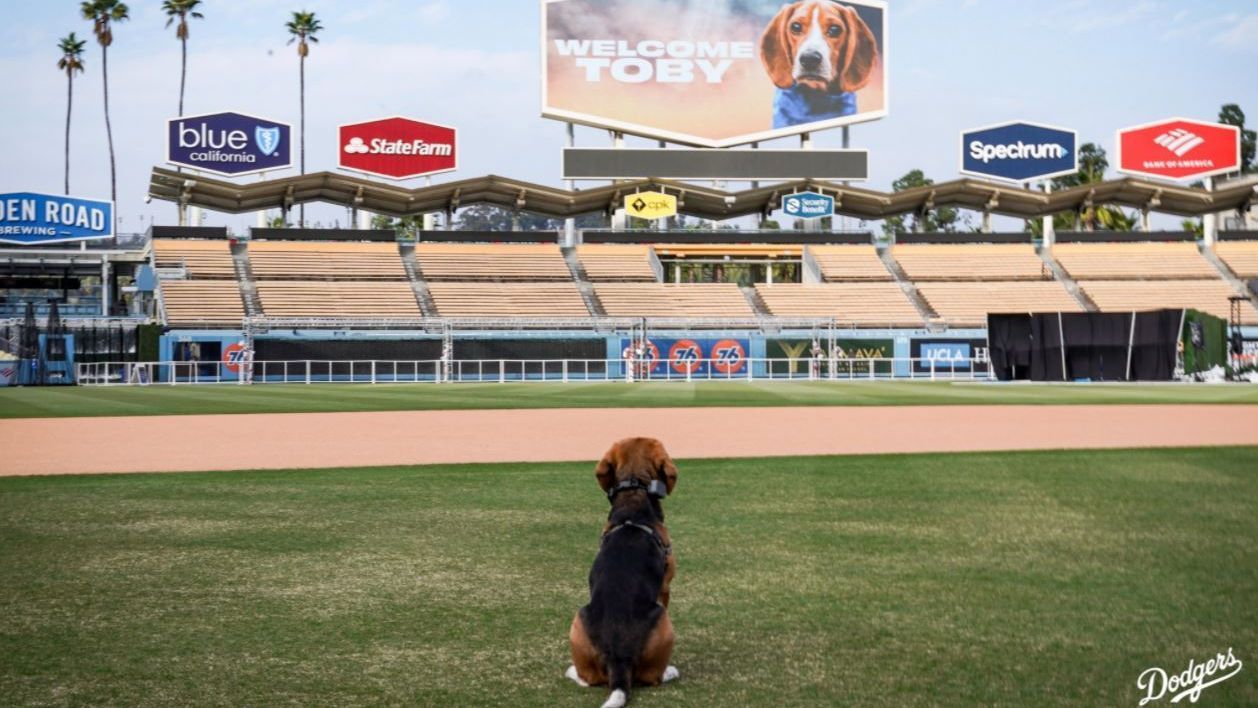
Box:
[149, 167, 1258, 221]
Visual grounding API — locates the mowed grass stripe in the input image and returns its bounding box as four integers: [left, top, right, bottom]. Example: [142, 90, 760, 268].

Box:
[3, 380, 1258, 418]
[0, 447, 1254, 706]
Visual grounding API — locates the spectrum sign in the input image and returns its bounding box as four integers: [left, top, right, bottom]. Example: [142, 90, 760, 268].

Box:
[960, 121, 1078, 183]
[166, 111, 292, 177]
[338, 117, 458, 180]
[0, 192, 113, 245]
[1116, 118, 1241, 182]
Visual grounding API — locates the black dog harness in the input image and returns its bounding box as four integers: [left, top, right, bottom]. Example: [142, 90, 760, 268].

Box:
[603, 478, 671, 557]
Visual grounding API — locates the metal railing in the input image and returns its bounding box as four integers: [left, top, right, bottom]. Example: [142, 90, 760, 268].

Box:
[76, 357, 992, 386]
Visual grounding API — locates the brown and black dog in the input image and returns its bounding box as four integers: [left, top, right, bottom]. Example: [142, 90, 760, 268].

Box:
[566, 437, 679, 708]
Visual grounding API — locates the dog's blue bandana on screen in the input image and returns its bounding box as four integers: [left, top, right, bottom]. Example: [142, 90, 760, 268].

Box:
[772, 86, 857, 128]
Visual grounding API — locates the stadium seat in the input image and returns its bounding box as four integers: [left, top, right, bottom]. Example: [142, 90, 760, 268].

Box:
[153, 239, 237, 279]
[808, 244, 893, 281]
[1078, 280, 1258, 324]
[576, 244, 658, 282]
[416, 243, 572, 281]
[891, 243, 1051, 281]
[427, 283, 591, 317]
[161, 280, 246, 327]
[1051, 242, 1217, 280]
[916, 281, 1084, 327]
[248, 241, 407, 280]
[595, 283, 755, 318]
[755, 283, 923, 327]
[1215, 241, 1258, 279]
[256, 281, 421, 318]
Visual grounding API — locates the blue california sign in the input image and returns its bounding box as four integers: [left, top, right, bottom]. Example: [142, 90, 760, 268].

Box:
[167, 111, 292, 176]
[0, 192, 113, 245]
[960, 121, 1078, 183]
[783, 191, 835, 220]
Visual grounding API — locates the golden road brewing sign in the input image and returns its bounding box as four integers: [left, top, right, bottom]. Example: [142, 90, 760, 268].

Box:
[542, 0, 889, 147]
[625, 191, 678, 220]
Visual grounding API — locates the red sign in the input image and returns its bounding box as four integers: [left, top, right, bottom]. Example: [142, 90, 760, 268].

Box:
[1116, 118, 1240, 182]
[338, 117, 457, 180]
[222, 342, 248, 374]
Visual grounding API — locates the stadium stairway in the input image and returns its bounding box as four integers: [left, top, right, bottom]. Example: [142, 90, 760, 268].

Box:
[561, 247, 608, 317]
[400, 244, 439, 317]
[878, 245, 939, 329]
[1039, 246, 1097, 312]
[740, 285, 772, 318]
[1201, 244, 1258, 309]
[231, 240, 263, 318]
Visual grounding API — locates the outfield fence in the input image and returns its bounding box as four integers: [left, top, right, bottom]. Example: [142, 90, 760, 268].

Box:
[75, 357, 993, 386]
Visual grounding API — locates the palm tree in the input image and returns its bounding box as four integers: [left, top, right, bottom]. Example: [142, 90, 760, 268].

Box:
[57, 33, 87, 195]
[162, 0, 204, 117]
[80, 0, 129, 218]
[286, 10, 322, 227]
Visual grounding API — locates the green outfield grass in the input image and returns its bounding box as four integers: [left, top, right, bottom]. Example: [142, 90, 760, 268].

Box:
[1, 448, 1254, 706]
[2, 380, 1258, 418]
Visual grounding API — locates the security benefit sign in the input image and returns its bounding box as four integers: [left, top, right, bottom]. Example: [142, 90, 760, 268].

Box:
[783, 191, 834, 220]
[621, 337, 749, 377]
[0, 192, 113, 245]
[911, 338, 988, 374]
[960, 121, 1078, 183]
[339, 117, 458, 180]
[767, 338, 892, 375]
[1117, 118, 1241, 182]
[624, 191, 678, 220]
[167, 111, 291, 176]
[544, 0, 888, 147]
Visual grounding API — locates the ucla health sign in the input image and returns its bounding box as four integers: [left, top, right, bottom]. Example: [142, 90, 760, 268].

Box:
[783, 192, 834, 220]
[960, 121, 1077, 183]
[167, 111, 291, 176]
[0, 192, 113, 245]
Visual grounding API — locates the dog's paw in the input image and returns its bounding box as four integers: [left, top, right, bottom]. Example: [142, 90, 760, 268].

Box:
[662, 665, 680, 683]
[565, 664, 589, 687]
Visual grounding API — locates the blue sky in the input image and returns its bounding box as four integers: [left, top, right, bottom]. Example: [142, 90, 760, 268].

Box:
[0, 0, 1254, 232]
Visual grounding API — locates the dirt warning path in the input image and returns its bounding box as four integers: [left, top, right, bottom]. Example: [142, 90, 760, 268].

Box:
[2, 404, 1258, 475]
[1, 405, 1256, 477]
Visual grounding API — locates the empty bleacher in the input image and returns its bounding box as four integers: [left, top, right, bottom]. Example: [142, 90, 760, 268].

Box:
[916, 281, 1084, 327]
[256, 281, 421, 319]
[808, 245, 892, 281]
[1051, 242, 1217, 280]
[1078, 280, 1258, 324]
[427, 283, 591, 317]
[247, 241, 407, 280]
[595, 284, 755, 318]
[153, 239, 237, 279]
[576, 245, 658, 282]
[1215, 241, 1258, 279]
[161, 280, 246, 327]
[756, 283, 923, 327]
[891, 243, 1051, 281]
[416, 243, 572, 281]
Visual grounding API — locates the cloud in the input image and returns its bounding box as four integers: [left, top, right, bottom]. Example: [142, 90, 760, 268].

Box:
[1218, 14, 1258, 52]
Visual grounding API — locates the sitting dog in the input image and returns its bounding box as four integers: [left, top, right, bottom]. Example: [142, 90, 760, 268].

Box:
[760, 0, 879, 128]
[566, 437, 680, 708]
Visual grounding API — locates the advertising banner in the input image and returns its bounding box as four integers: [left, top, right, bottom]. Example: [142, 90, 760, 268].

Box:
[620, 337, 749, 376]
[339, 117, 458, 180]
[960, 121, 1077, 183]
[167, 111, 291, 176]
[911, 338, 988, 374]
[766, 338, 892, 375]
[0, 360, 17, 387]
[1116, 118, 1241, 182]
[543, 0, 888, 147]
[624, 191, 678, 220]
[782, 191, 835, 220]
[0, 192, 113, 245]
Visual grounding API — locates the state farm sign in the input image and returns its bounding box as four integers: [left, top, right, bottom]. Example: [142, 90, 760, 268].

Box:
[1116, 118, 1240, 182]
[337, 117, 457, 180]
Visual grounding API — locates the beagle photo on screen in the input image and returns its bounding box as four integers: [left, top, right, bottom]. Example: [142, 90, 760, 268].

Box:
[566, 437, 679, 708]
[760, 0, 879, 128]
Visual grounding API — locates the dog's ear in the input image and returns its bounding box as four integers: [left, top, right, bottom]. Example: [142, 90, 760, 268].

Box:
[836, 4, 877, 93]
[760, 2, 798, 89]
[660, 454, 679, 495]
[594, 446, 617, 492]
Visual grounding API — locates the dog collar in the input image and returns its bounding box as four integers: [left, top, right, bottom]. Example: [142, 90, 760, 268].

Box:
[607, 478, 668, 502]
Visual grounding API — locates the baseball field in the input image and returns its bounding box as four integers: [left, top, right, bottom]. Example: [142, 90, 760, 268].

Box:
[1, 382, 1256, 706]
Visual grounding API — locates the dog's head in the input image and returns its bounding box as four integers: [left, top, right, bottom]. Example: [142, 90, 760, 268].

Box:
[760, 0, 878, 93]
[595, 437, 678, 499]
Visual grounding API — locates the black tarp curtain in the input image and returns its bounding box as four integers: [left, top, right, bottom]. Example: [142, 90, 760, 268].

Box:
[988, 311, 1183, 382]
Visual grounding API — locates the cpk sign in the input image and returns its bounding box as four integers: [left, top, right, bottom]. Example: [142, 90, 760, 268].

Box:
[167, 111, 291, 176]
[960, 121, 1077, 183]
[1117, 118, 1240, 182]
[338, 117, 457, 180]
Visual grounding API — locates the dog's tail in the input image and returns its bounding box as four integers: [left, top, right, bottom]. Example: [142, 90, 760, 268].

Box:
[600, 659, 632, 708]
